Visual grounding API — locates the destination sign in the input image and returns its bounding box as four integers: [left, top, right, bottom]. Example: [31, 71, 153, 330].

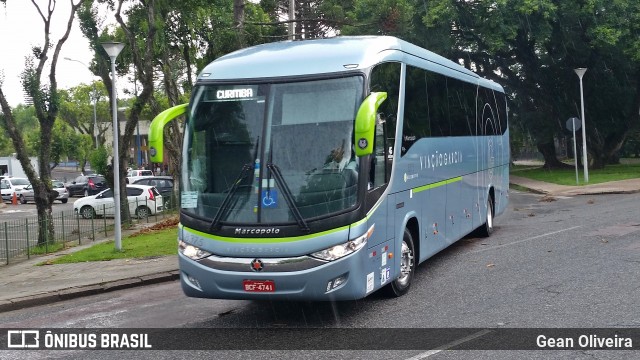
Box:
[204, 85, 260, 102]
[216, 88, 254, 100]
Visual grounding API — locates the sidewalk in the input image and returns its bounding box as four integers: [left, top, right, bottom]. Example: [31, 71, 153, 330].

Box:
[1, 176, 640, 313]
[0, 221, 179, 313]
[509, 176, 640, 196]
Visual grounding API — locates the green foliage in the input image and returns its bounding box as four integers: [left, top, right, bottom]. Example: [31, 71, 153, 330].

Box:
[89, 146, 110, 176]
[342, 0, 413, 37]
[0, 104, 38, 156]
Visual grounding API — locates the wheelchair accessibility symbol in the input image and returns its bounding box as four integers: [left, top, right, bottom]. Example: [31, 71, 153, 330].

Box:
[261, 190, 278, 208]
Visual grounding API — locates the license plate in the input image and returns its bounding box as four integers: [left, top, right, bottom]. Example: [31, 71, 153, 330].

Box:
[243, 280, 275, 292]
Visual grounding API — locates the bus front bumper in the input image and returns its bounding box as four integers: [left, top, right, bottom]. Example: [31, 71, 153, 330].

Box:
[178, 249, 375, 301]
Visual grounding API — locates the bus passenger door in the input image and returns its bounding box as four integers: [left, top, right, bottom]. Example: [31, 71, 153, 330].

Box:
[365, 111, 392, 247]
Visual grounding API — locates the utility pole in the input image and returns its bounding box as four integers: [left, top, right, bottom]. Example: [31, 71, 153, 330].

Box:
[289, 0, 295, 40]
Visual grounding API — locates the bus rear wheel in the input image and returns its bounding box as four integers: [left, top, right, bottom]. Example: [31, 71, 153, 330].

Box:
[476, 196, 494, 237]
[383, 227, 415, 297]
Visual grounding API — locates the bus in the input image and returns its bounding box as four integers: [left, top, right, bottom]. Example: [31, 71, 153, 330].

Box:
[149, 36, 509, 301]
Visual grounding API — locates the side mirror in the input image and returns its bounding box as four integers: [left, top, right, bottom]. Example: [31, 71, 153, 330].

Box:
[354, 92, 387, 157]
[149, 103, 188, 163]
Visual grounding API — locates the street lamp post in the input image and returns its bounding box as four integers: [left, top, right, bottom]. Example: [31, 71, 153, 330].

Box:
[63, 57, 99, 148]
[102, 41, 125, 251]
[133, 65, 141, 168]
[574, 68, 588, 183]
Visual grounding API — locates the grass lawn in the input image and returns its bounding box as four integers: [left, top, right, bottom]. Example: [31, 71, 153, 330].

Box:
[43, 226, 178, 264]
[511, 161, 640, 186]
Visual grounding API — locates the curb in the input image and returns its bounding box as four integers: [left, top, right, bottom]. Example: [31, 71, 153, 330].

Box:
[0, 270, 180, 313]
[509, 182, 548, 195]
[509, 182, 640, 197]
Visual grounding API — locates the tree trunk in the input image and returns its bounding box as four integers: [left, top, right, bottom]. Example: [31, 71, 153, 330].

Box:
[35, 191, 55, 245]
[234, 0, 245, 48]
[537, 140, 570, 169]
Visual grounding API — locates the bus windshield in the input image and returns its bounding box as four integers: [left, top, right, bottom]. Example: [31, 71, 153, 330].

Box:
[182, 76, 364, 226]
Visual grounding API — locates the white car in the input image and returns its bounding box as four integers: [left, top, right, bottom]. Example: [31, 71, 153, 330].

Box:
[1, 177, 31, 202]
[19, 180, 70, 204]
[73, 184, 163, 219]
[126, 169, 154, 184]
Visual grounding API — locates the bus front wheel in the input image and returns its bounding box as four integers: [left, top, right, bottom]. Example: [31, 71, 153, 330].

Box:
[384, 227, 415, 297]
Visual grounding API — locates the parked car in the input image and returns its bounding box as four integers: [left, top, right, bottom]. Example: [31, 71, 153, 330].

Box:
[66, 175, 107, 197]
[126, 169, 154, 184]
[131, 176, 175, 209]
[73, 184, 163, 219]
[0, 177, 31, 202]
[19, 180, 70, 204]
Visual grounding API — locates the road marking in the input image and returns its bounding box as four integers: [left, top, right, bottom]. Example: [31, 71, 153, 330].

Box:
[404, 329, 493, 359]
[471, 226, 581, 254]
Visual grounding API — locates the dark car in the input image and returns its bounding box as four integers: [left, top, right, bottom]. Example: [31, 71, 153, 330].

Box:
[132, 176, 175, 209]
[67, 175, 107, 197]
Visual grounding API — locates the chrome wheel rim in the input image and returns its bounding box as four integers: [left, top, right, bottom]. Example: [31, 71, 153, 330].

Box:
[487, 201, 493, 230]
[397, 239, 414, 287]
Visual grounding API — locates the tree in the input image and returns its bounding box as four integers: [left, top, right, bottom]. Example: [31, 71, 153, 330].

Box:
[0, 0, 86, 245]
[417, 0, 640, 169]
[342, 0, 412, 38]
[0, 104, 39, 156]
[57, 83, 109, 172]
[27, 119, 88, 169]
[88, 145, 109, 176]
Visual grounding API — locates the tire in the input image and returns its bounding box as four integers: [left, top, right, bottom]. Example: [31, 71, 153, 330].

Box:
[80, 205, 95, 219]
[61, 199, 68, 204]
[136, 206, 151, 219]
[383, 227, 416, 297]
[163, 197, 172, 210]
[20, 195, 26, 204]
[477, 196, 494, 237]
[84, 189, 89, 197]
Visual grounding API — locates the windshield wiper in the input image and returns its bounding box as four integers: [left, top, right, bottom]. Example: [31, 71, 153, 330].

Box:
[209, 163, 252, 231]
[209, 137, 261, 231]
[266, 162, 310, 233]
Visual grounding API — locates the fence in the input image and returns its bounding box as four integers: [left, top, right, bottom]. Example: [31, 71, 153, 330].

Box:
[1, 193, 179, 265]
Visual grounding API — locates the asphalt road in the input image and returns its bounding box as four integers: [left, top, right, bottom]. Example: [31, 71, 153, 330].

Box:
[0, 166, 83, 221]
[1, 190, 639, 359]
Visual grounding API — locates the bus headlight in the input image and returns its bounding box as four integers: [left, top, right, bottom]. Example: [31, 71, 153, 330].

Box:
[179, 240, 212, 260]
[311, 224, 374, 261]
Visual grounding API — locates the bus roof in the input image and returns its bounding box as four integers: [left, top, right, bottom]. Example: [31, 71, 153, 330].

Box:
[198, 36, 502, 92]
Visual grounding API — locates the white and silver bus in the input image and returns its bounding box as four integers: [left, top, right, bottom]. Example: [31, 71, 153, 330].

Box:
[149, 36, 509, 300]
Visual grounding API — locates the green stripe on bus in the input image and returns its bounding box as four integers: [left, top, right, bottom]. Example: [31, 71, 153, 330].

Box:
[413, 176, 463, 193]
[183, 223, 352, 243]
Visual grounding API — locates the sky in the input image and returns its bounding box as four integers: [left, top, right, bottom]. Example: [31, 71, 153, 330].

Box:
[0, 1, 105, 107]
